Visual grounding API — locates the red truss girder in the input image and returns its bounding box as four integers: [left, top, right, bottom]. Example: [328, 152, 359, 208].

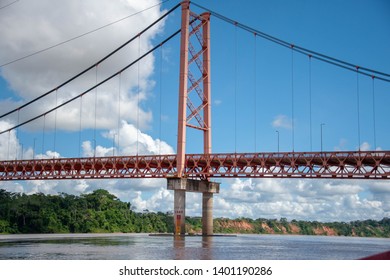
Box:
[1, 151, 389, 181]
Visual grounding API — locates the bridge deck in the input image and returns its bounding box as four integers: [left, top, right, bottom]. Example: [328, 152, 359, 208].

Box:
[1, 151, 389, 180]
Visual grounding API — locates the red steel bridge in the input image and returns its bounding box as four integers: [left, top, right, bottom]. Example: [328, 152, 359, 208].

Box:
[0, 1, 389, 234]
[1, 151, 390, 180]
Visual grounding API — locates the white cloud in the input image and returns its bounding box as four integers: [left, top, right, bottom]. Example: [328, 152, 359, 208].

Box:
[272, 114, 292, 129]
[214, 99, 222, 106]
[0, 0, 165, 132]
[360, 141, 371, 151]
[334, 138, 348, 151]
[110, 120, 175, 156]
[131, 187, 173, 213]
[212, 178, 389, 222]
[79, 120, 175, 157]
[0, 120, 20, 160]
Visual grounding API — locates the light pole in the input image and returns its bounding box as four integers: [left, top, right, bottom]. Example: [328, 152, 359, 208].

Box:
[320, 123, 325, 152]
[276, 130, 280, 153]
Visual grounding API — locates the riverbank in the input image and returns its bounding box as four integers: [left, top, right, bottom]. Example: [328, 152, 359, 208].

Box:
[186, 217, 390, 237]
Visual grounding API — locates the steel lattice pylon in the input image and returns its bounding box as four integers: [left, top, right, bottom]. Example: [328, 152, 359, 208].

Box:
[176, 1, 211, 178]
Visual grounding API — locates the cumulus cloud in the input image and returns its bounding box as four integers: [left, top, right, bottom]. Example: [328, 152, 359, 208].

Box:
[131, 187, 173, 212]
[214, 99, 222, 106]
[360, 141, 371, 151]
[212, 178, 388, 222]
[106, 120, 175, 155]
[272, 114, 292, 129]
[0, 0, 165, 131]
[0, 120, 20, 160]
[334, 138, 348, 151]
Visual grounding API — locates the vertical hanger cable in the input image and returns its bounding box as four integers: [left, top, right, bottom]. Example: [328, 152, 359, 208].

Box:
[159, 45, 163, 155]
[372, 76, 377, 150]
[15, 110, 20, 159]
[7, 131, 10, 160]
[356, 66, 361, 150]
[94, 65, 98, 157]
[53, 89, 58, 157]
[234, 23, 238, 153]
[78, 96, 83, 157]
[42, 115, 46, 157]
[291, 45, 295, 151]
[254, 33, 257, 152]
[137, 36, 141, 155]
[117, 72, 122, 156]
[309, 55, 312, 151]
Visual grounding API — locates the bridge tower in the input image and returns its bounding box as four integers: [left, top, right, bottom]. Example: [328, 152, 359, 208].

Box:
[167, 0, 220, 235]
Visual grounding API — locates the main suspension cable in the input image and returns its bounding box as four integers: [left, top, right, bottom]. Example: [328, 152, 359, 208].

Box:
[0, 0, 18, 10]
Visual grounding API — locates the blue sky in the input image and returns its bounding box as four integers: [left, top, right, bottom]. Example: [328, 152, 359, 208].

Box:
[0, 0, 389, 222]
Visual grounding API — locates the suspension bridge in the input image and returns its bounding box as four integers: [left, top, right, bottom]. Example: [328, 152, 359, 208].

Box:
[0, 1, 389, 235]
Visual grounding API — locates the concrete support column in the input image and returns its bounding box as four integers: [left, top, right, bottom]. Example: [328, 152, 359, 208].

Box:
[202, 192, 214, 236]
[168, 178, 219, 235]
[174, 189, 186, 235]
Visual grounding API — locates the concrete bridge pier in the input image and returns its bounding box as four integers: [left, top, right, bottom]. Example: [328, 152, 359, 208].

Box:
[167, 178, 220, 236]
[202, 192, 214, 235]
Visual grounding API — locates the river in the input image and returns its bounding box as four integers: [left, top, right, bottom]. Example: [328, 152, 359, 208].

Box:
[0, 233, 388, 260]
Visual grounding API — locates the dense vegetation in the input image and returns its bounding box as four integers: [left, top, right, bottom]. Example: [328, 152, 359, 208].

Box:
[0, 189, 172, 234]
[0, 189, 389, 237]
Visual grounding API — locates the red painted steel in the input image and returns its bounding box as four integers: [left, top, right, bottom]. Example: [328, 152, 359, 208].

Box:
[1, 151, 389, 180]
[202, 12, 212, 156]
[176, 0, 190, 177]
[176, 2, 212, 178]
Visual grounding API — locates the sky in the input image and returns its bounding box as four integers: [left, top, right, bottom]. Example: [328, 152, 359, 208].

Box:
[0, 0, 389, 222]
